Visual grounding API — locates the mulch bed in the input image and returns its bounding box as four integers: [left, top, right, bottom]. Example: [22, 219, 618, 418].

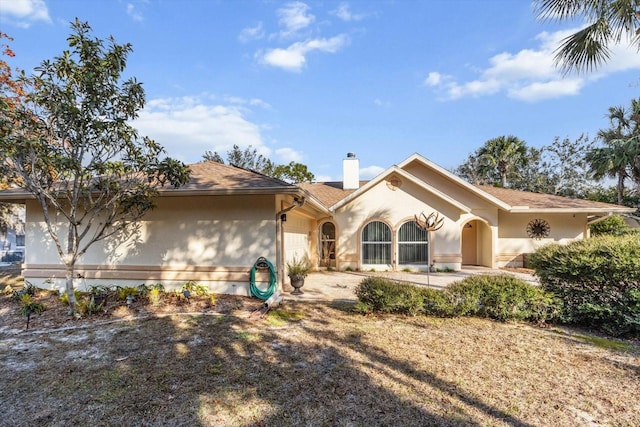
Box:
[1, 266, 264, 333]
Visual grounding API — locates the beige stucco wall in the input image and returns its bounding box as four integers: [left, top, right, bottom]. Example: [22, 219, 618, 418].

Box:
[329, 168, 595, 271]
[402, 162, 498, 210]
[23, 195, 278, 295]
[333, 178, 467, 271]
[283, 211, 313, 267]
[495, 211, 586, 267]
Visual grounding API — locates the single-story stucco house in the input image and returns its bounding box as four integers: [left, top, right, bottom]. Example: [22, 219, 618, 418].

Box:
[0, 152, 634, 295]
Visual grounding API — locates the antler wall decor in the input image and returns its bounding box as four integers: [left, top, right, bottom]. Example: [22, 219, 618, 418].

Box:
[414, 211, 444, 285]
[414, 211, 444, 232]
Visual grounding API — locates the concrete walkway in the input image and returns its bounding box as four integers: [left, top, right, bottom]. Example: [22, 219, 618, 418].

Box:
[284, 267, 538, 302]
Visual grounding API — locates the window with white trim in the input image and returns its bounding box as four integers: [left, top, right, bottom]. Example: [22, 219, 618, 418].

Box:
[362, 221, 392, 264]
[398, 221, 429, 264]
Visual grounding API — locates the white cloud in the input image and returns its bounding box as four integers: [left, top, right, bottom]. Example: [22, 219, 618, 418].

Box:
[260, 34, 349, 72]
[134, 96, 268, 163]
[239, 22, 264, 43]
[360, 165, 385, 179]
[0, 0, 50, 27]
[424, 72, 443, 86]
[331, 3, 364, 22]
[314, 174, 333, 182]
[126, 3, 144, 22]
[508, 78, 584, 101]
[373, 98, 390, 107]
[223, 95, 272, 110]
[275, 147, 303, 163]
[277, 1, 315, 38]
[425, 28, 640, 102]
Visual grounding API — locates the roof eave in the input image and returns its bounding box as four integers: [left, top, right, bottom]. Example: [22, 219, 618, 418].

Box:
[509, 207, 636, 214]
[158, 186, 300, 197]
[398, 153, 513, 210]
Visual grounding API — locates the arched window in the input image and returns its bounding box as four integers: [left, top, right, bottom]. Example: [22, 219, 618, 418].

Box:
[319, 222, 336, 267]
[398, 221, 428, 265]
[362, 221, 392, 265]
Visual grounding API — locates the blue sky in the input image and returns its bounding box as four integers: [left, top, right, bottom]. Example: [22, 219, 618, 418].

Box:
[1, 0, 639, 182]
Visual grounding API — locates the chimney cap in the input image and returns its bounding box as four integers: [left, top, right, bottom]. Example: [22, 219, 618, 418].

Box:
[346, 152, 356, 158]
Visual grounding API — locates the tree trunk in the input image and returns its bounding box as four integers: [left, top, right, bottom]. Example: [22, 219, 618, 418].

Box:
[617, 172, 625, 205]
[65, 264, 77, 314]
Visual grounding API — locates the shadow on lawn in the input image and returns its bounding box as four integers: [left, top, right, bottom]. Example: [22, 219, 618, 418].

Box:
[2, 302, 533, 426]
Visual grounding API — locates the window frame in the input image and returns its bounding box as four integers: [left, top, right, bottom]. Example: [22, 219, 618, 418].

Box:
[361, 220, 392, 266]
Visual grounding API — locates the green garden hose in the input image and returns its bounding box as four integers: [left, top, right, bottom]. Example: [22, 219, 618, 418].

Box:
[249, 257, 277, 300]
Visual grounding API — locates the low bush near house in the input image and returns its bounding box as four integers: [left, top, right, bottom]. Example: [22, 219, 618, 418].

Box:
[19, 294, 46, 316]
[441, 275, 560, 322]
[59, 289, 82, 306]
[355, 275, 558, 323]
[589, 214, 630, 236]
[355, 277, 442, 316]
[529, 235, 640, 336]
[182, 281, 209, 296]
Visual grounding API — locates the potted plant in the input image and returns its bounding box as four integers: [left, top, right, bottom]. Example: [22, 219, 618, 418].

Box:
[286, 256, 311, 294]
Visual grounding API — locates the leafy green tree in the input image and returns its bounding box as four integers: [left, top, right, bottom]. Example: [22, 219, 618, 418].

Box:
[453, 152, 492, 185]
[589, 215, 630, 236]
[534, 0, 640, 73]
[272, 161, 314, 183]
[456, 134, 596, 197]
[539, 134, 596, 197]
[584, 185, 639, 208]
[476, 135, 529, 188]
[0, 20, 190, 312]
[509, 146, 554, 193]
[204, 144, 275, 175]
[203, 144, 315, 183]
[202, 150, 224, 163]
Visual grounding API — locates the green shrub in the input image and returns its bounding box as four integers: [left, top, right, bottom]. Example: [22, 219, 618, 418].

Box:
[441, 275, 560, 322]
[116, 286, 139, 300]
[355, 277, 437, 316]
[529, 235, 640, 336]
[354, 275, 556, 322]
[60, 289, 82, 305]
[182, 281, 208, 296]
[20, 294, 46, 316]
[589, 215, 630, 236]
[148, 287, 163, 306]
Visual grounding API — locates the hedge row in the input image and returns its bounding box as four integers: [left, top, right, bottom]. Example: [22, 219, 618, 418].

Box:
[529, 235, 640, 336]
[355, 274, 559, 323]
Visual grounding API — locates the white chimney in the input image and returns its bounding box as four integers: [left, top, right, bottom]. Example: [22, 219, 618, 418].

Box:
[342, 152, 359, 190]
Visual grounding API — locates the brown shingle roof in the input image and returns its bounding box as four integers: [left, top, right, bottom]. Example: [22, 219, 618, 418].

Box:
[299, 180, 632, 213]
[0, 161, 296, 201]
[298, 182, 357, 207]
[161, 161, 295, 194]
[476, 185, 631, 211]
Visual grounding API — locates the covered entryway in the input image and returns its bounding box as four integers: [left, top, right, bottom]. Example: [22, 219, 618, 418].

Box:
[461, 219, 492, 267]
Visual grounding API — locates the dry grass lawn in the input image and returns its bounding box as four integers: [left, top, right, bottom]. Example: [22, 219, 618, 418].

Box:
[1, 267, 639, 426]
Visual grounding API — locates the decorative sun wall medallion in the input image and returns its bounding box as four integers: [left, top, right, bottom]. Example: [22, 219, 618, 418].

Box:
[526, 219, 550, 239]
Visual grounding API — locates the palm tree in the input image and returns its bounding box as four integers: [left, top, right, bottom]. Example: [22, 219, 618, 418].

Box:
[534, 0, 640, 73]
[587, 140, 634, 205]
[477, 135, 528, 188]
[587, 99, 640, 205]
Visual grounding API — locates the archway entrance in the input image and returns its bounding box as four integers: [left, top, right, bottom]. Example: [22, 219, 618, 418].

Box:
[461, 219, 492, 267]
